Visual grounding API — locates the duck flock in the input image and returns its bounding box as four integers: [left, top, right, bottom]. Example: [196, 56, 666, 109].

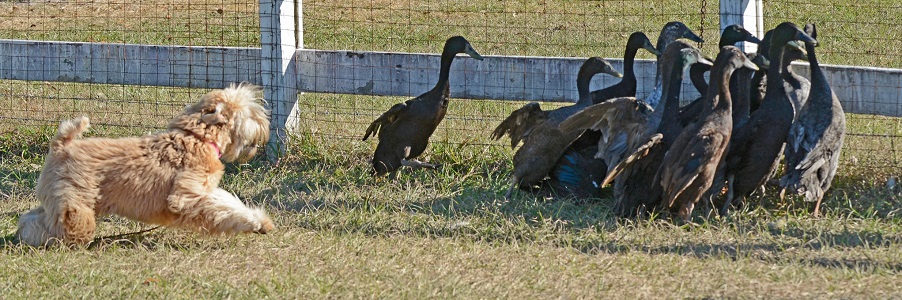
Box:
[362, 21, 846, 222]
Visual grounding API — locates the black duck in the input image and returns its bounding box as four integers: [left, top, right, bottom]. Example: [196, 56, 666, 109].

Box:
[720, 22, 816, 214]
[363, 36, 483, 177]
[779, 24, 846, 217]
[590, 31, 661, 104]
[749, 31, 809, 115]
[492, 57, 622, 198]
[657, 46, 758, 222]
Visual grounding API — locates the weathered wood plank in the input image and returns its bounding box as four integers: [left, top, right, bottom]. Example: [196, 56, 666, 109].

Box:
[0, 39, 261, 88]
[294, 49, 675, 103]
[791, 63, 902, 117]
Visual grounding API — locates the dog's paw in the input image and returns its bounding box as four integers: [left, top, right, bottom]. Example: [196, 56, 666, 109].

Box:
[251, 209, 274, 234]
[255, 219, 275, 234]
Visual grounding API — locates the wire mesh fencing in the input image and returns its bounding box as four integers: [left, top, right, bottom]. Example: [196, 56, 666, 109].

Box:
[1, 0, 901, 181]
[0, 0, 260, 135]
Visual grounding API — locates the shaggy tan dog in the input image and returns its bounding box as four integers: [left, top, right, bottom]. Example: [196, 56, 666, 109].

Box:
[16, 83, 275, 246]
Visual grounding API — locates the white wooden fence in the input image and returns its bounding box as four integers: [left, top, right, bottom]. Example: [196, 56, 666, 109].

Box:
[1, 0, 901, 152]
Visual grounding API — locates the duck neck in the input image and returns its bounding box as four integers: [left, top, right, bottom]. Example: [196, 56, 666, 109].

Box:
[432, 48, 457, 93]
[781, 53, 795, 78]
[689, 63, 710, 96]
[709, 66, 735, 113]
[620, 43, 640, 92]
[730, 67, 754, 124]
[806, 42, 828, 89]
[654, 59, 686, 134]
[764, 39, 788, 103]
[806, 42, 819, 70]
[575, 70, 596, 106]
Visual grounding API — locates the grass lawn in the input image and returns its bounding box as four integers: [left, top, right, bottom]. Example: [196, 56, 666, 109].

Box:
[2, 0, 902, 298]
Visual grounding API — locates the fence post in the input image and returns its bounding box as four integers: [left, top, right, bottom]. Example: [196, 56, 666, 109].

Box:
[720, 0, 764, 53]
[260, 0, 301, 160]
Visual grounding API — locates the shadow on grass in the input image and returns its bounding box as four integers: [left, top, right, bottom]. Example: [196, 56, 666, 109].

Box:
[583, 241, 902, 272]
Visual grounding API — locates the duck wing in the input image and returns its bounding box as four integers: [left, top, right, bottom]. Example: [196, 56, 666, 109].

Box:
[362, 102, 409, 141]
[657, 128, 728, 208]
[559, 97, 648, 135]
[724, 114, 764, 172]
[491, 102, 546, 148]
[559, 97, 652, 168]
[600, 133, 663, 187]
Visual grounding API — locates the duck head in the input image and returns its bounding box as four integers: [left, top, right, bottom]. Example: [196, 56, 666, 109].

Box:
[675, 44, 713, 72]
[716, 46, 760, 72]
[784, 40, 809, 62]
[580, 57, 623, 79]
[746, 52, 770, 70]
[445, 36, 484, 60]
[720, 24, 762, 47]
[657, 21, 705, 52]
[577, 57, 623, 103]
[768, 22, 817, 60]
[803, 23, 818, 43]
[628, 32, 662, 57]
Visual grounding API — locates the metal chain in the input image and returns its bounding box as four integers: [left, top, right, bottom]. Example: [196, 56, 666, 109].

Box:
[699, 0, 707, 49]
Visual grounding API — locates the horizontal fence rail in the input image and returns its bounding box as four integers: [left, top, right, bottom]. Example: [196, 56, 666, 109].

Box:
[0, 39, 261, 89]
[2, 39, 901, 117]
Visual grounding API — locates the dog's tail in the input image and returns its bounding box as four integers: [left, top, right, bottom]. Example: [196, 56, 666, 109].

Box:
[52, 116, 90, 148]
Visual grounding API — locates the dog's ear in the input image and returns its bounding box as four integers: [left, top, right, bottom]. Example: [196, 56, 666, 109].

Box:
[201, 103, 228, 125]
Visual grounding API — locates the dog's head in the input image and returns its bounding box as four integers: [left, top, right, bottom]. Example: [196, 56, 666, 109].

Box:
[170, 83, 270, 162]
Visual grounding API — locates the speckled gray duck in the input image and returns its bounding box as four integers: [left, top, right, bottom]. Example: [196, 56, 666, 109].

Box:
[363, 36, 483, 177]
[779, 24, 846, 217]
[719, 22, 817, 214]
[645, 22, 705, 110]
[656, 46, 758, 222]
[492, 57, 622, 198]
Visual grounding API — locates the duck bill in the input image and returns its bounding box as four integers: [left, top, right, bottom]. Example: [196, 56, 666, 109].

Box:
[753, 55, 770, 69]
[683, 30, 705, 43]
[609, 69, 624, 78]
[465, 45, 484, 60]
[786, 41, 808, 57]
[697, 56, 714, 66]
[742, 57, 760, 71]
[794, 31, 817, 46]
[643, 41, 662, 57]
[744, 35, 762, 44]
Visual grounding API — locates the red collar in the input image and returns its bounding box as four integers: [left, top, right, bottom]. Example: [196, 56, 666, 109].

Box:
[181, 129, 222, 158]
[209, 141, 222, 158]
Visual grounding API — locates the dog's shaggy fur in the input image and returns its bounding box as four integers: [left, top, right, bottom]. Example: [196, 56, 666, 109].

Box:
[16, 83, 275, 246]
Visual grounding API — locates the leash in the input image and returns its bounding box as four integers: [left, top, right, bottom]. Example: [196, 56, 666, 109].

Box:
[89, 226, 162, 246]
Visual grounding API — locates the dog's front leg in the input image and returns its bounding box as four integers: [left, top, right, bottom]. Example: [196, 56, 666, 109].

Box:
[175, 188, 274, 234]
[166, 174, 217, 213]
